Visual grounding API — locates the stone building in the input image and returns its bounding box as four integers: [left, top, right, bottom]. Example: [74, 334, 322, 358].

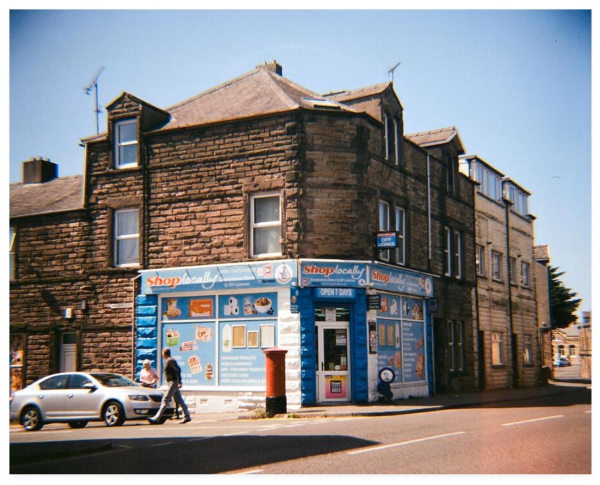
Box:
[10, 62, 477, 411]
[534, 245, 553, 368]
[459, 155, 540, 389]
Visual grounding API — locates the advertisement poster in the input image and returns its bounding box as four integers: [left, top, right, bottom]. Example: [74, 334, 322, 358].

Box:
[219, 320, 273, 387]
[401, 297, 424, 321]
[219, 292, 277, 318]
[376, 319, 402, 375]
[162, 322, 217, 386]
[325, 375, 348, 399]
[161, 296, 216, 321]
[402, 320, 426, 382]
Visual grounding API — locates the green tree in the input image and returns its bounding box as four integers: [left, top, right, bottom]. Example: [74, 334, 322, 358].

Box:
[549, 265, 581, 328]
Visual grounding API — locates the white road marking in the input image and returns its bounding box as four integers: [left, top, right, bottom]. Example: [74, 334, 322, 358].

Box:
[347, 431, 466, 455]
[224, 431, 249, 437]
[502, 414, 564, 427]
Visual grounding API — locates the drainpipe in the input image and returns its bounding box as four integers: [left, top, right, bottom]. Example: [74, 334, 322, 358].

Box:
[427, 153, 432, 265]
[131, 274, 141, 379]
[502, 184, 517, 388]
[471, 174, 483, 391]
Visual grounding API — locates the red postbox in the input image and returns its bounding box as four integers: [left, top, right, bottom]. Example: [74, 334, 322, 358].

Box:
[263, 347, 288, 417]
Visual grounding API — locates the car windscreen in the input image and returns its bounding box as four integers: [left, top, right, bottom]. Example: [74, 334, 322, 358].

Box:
[91, 373, 139, 387]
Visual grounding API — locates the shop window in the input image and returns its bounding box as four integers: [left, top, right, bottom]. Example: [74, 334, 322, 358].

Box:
[523, 335, 532, 364]
[250, 193, 281, 257]
[114, 119, 138, 168]
[114, 208, 140, 267]
[491, 331, 504, 366]
[10, 334, 25, 394]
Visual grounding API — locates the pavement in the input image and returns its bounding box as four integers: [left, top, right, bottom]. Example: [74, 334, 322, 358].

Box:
[213, 379, 592, 422]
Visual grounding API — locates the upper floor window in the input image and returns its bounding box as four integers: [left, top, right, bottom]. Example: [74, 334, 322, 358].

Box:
[474, 162, 502, 201]
[492, 251, 502, 281]
[454, 230, 462, 279]
[114, 208, 140, 267]
[250, 193, 281, 258]
[379, 200, 391, 261]
[9, 226, 16, 280]
[507, 185, 529, 217]
[476, 245, 485, 276]
[521, 261, 530, 287]
[443, 227, 452, 276]
[114, 119, 138, 168]
[384, 113, 400, 165]
[395, 207, 406, 265]
[509, 257, 517, 285]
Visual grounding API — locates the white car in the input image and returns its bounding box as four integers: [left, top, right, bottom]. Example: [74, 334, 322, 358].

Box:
[553, 356, 571, 367]
[10, 372, 175, 431]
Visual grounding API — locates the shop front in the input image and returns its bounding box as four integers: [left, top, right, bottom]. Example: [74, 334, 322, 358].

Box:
[136, 259, 435, 413]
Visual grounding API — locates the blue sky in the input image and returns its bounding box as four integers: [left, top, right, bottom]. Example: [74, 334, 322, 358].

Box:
[7, 8, 593, 315]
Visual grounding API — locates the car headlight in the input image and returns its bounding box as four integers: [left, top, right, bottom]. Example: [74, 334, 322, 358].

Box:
[128, 394, 150, 401]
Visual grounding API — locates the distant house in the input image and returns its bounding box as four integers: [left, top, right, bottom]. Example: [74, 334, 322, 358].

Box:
[11, 61, 479, 411]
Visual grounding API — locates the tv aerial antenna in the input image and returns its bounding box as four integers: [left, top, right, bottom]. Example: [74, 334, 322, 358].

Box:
[388, 62, 401, 84]
[84, 66, 105, 135]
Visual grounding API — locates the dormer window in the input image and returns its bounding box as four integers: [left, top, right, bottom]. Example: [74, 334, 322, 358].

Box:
[114, 119, 138, 168]
[507, 185, 529, 217]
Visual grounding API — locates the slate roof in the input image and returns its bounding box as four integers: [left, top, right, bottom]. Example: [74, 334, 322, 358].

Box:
[323, 82, 392, 102]
[10, 175, 84, 218]
[534, 245, 550, 262]
[405, 126, 462, 148]
[156, 65, 358, 132]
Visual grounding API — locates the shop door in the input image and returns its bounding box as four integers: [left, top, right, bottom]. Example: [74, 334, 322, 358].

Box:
[316, 323, 351, 402]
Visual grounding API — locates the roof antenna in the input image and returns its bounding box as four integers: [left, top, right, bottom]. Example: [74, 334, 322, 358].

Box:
[388, 62, 401, 85]
[84, 66, 105, 135]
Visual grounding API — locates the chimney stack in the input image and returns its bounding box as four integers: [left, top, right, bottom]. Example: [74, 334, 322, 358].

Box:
[22, 157, 58, 184]
[259, 60, 282, 76]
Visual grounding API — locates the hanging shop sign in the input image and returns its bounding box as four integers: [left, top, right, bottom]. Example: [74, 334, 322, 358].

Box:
[373, 232, 401, 249]
[141, 261, 296, 294]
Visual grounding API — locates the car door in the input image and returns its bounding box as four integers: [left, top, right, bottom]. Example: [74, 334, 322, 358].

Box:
[36, 374, 71, 418]
[64, 374, 100, 418]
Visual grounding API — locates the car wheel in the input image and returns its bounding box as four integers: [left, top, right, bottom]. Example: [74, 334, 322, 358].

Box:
[68, 421, 88, 429]
[103, 401, 125, 427]
[21, 405, 44, 431]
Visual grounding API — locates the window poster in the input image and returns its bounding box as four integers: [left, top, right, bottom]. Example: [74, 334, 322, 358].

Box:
[402, 320, 426, 382]
[162, 296, 216, 321]
[377, 320, 402, 375]
[219, 320, 273, 387]
[401, 297, 424, 321]
[162, 322, 217, 386]
[219, 292, 277, 318]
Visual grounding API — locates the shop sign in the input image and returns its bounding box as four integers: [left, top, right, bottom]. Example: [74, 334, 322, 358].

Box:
[367, 294, 381, 310]
[370, 266, 434, 297]
[374, 231, 400, 249]
[300, 261, 367, 288]
[141, 261, 296, 294]
[315, 287, 357, 300]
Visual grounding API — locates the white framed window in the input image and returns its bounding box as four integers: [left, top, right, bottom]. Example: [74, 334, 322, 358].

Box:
[9, 226, 16, 280]
[523, 335, 532, 364]
[454, 230, 462, 279]
[491, 332, 504, 366]
[250, 193, 281, 257]
[395, 207, 405, 265]
[114, 208, 140, 267]
[492, 251, 502, 281]
[476, 245, 485, 276]
[509, 257, 517, 285]
[507, 185, 529, 217]
[443, 227, 452, 276]
[114, 119, 138, 168]
[521, 261, 530, 287]
[379, 200, 391, 261]
[384, 114, 400, 165]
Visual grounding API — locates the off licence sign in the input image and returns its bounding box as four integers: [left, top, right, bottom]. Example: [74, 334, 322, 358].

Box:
[374, 232, 399, 249]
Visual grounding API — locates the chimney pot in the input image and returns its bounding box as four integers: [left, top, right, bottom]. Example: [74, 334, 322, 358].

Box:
[22, 157, 58, 184]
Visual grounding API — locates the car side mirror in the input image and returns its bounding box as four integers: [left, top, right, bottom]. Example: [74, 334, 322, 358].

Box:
[83, 383, 97, 392]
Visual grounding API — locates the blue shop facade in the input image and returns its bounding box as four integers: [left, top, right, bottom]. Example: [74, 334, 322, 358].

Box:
[136, 259, 435, 413]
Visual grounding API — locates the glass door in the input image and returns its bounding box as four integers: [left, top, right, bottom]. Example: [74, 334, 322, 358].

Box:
[316, 321, 351, 402]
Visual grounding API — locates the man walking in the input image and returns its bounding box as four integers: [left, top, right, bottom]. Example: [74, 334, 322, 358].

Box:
[149, 348, 191, 424]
